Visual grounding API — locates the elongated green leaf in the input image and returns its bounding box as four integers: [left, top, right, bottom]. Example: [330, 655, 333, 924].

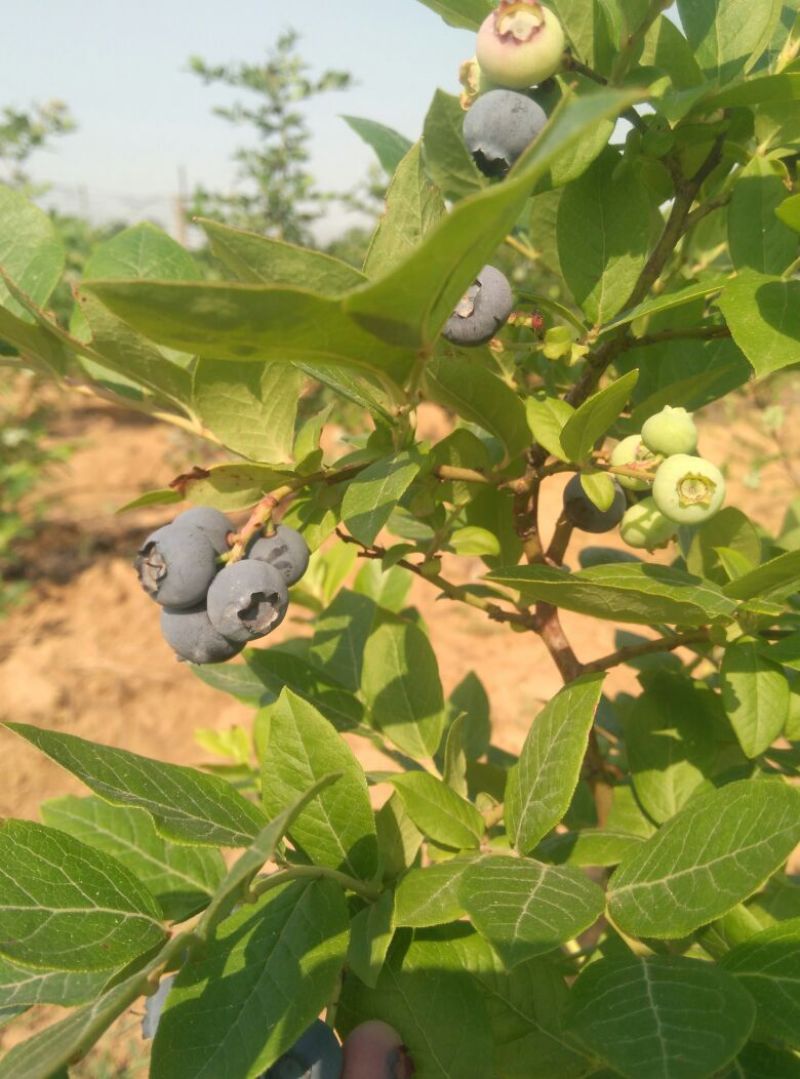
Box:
[348, 889, 395, 989]
[601, 275, 730, 334]
[308, 589, 377, 692]
[339, 928, 494, 1079]
[560, 370, 638, 461]
[718, 270, 800, 378]
[0, 820, 166, 972]
[245, 647, 364, 732]
[777, 193, 800, 233]
[488, 562, 736, 626]
[721, 639, 790, 757]
[200, 217, 366, 291]
[40, 795, 225, 923]
[557, 150, 651, 324]
[387, 772, 484, 850]
[728, 156, 798, 274]
[701, 70, 800, 112]
[394, 860, 475, 927]
[0, 304, 70, 373]
[424, 354, 530, 461]
[191, 359, 303, 462]
[414, 0, 493, 29]
[506, 675, 605, 854]
[353, 560, 412, 613]
[175, 462, 293, 512]
[260, 690, 379, 880]
[151, 880, 348, 1079]
[362, 615, 446, 758]
[566, 955, 755, 1079]
[677, 0, 783, 83]
[342, 115, 413, 175]
[526, 395, 575, 460]
[459, 856, 604, 967]
[607, 779, 800, 938]
[365, 143, 445, 276]
[720, 917, 800, 1048]
[342, 87, 643, 347]
[686, 507, 762, 584]
[342, 452, 422, 546]
[6, 723, 266, 847]
[726, 1041, 800, 1077]
[535, 828, 644, 867]
[422, 90, 486, 202]
[624, 672, 718, 823]
[723, 548, 800, 600]
[0, 184, 64, 316]
[0, 958, 111, 1009]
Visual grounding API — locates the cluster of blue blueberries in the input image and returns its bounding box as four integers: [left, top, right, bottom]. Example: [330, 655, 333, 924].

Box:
[135, 507, 309, 665]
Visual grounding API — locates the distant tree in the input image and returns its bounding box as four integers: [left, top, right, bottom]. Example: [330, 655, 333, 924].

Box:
[0, 99, 74, 194]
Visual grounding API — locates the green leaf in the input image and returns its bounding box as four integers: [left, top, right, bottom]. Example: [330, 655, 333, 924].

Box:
[342, 115, 413, 175]
[259, 690, 379, 880]
[200, 217, 366, 291]
[566, 955, 756, 1079]
[425, 349, 531, 459]
[422, 90, 486, 202]
[718, 270, 800, 378]
[177, 462, 293, 512]
[526, 395, 575, 461]
[777, 192, 800, 233]
[0, 959, 111, 1009]
[459, 856, 604, 967]
[723, 548, 800, 601]
[488, 562, 736, 626]
[394, 860, 474, 928]
[557, 151, 652, 324]
[506, 675, 605, 854]
[448, 671, 491, 761]
[6, 723, 266, 848]
[424, 354, 530, 462]
[726, 1042, 800, 1078]
[387, 772, 484, 850]
[449, 525, 501, 557]
[607, 778, 800, 938]
[338, 928, 494, 1079]
[535, 828, 644, 867]
[353, 560, 412, 613]
[151, 880, 348, 1079]
[347, 888, 395, 988]
[624, 672, 718, 823]
[308, 588, 377, 692]
[365, 142, 446, 277]
[677, 0, 783, 83]
[191, 359, 303, 462]
[362, 615, 446, 758]
[728, 156, 798, 274]
[0, 820, 166, 972]
[40, 795, 225, 923]
[342, 86, 643, 348]
[686, 507, 762, 584]
[601, 275, 731, 334]
[342, 451, 422, 546]
[721, 639, 790, 758]
[720, 916, 800, 1049]
[549, 0, 597, 63]
[579, 471, 617, 512]
[83, 277, 414, 386]
[414, 0, 493, 30]
[560, 369, 639, 461]
[0, 184, 65, 317]
[245, 647, 364, 732]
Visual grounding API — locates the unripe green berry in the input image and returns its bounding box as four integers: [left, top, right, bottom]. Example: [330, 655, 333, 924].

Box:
[619, 497, 678, 551]
[476, 1, 565, 89]
[652, 454, 726, 524]
[641, 406, 698, 456]
[610, 434, 659, 491]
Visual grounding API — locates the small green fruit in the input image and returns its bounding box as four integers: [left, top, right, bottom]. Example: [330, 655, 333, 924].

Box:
[619, 497, 678, 550]
[641, 406, 698, 456]
[610, 434, 658, 491]
[652, 454, 726, 524]
[476, 1, 565, 89]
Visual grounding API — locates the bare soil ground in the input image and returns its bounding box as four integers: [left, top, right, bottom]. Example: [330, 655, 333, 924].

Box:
[1, 383, 798, 1071]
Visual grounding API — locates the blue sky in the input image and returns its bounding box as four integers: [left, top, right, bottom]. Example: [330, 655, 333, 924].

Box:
[5, 1, 474, 239]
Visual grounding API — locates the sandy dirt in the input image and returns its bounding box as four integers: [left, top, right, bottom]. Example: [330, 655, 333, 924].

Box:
[0, 384, 798, 1069]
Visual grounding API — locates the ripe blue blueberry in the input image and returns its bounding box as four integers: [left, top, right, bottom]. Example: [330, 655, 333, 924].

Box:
[262, 1020, 342, 1079]
[476, 1, 565, 89]
[206, 560, 289, 643]
[135, 523, 219, 609]
[172, 506, 234, 554]
[442, 265, 513, 347]
[640, 406, 698, 457]
[342, 1020, 415, 1079]
[247, 525, 310, 586]
[463, 89, 547, 176]
[160, 605, 243, 664]
[562, 475, 626, 533]
[652, 453, 726, 524]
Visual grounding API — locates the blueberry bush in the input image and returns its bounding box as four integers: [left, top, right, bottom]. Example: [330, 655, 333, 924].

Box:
[2, 1, 800, 1076]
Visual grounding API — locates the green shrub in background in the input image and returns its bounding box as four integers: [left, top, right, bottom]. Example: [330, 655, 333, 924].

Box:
[1, 1, 800, 1075]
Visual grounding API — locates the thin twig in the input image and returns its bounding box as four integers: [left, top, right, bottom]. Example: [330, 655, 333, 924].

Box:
[582, 629, 711, 674]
